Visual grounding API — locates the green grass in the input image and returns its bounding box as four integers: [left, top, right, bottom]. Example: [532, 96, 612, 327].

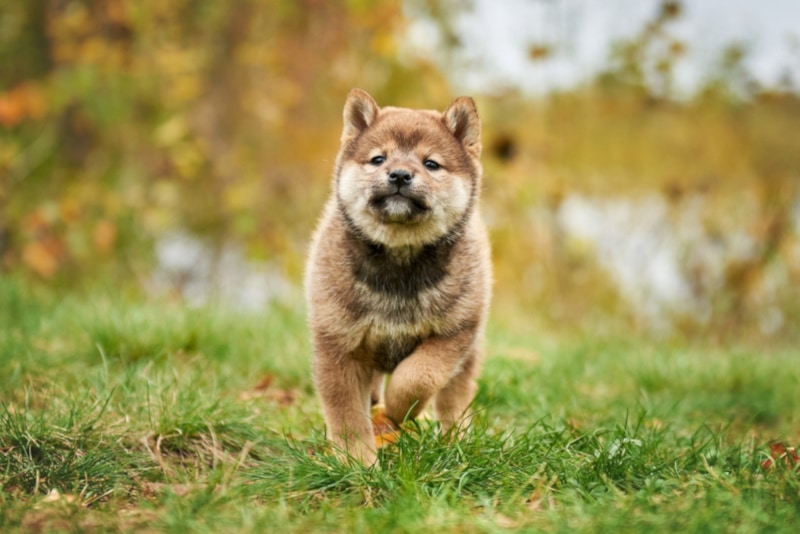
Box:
[1, 278, 798, 532]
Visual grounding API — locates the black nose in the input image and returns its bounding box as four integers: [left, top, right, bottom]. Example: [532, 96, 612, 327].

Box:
[388, 169, 413, 185]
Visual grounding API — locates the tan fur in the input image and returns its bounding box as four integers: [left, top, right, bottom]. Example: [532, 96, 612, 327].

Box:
[305, 89, 492, 465]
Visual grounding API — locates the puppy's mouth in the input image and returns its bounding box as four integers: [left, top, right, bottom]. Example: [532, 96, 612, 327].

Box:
[369, 191, 430, 223]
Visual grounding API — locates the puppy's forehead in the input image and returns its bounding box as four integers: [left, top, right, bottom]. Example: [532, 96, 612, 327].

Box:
[361, 107, 454, 152]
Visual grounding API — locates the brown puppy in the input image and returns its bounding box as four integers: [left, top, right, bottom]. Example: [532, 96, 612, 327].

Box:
[305, 89, 492, 465]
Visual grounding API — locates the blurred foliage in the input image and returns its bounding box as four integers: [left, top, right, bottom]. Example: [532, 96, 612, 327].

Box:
[0, 0, 450, 284]
[1, 0, 799, 340]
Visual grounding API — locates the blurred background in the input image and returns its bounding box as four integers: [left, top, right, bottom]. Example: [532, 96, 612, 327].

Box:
[1, 0, 798, 341]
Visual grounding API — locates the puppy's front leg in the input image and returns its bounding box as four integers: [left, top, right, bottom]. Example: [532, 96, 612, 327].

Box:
[313, 344, 376, 465]
[383, 328, 477, 425]
[434, 347, 481, 430]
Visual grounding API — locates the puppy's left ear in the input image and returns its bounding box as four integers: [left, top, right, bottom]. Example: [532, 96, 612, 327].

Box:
[444, 97, 481, 157]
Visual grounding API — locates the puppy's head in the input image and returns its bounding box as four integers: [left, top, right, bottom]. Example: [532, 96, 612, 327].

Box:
[335, 89, 482, 248]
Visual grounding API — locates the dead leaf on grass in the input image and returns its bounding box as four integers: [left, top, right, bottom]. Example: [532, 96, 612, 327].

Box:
[253, 374, 274, 391]
[761, 442, 800, 471]
[271, 388, 298, 406]
[239, 374, 298, 406]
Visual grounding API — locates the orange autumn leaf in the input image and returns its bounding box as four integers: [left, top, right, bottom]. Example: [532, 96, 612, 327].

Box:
[371, 405, 401, 448]
[22, 241, 59, 278]
[0, 95, 24, 127]
[0, 84, 47, 127]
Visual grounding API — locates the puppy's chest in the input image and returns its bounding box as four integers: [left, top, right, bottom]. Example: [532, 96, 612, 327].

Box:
[356, 277, 456, 372]
[358, 287, 451, 367]
[363, 322, 425, 373]
[344, 241, 463, 370]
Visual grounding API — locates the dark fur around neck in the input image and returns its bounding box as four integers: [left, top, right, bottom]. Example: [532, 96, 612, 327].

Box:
[337, 203, 469, 298]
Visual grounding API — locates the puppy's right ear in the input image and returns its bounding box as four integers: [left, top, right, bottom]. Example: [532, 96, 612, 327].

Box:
[342, 89, 379, 143]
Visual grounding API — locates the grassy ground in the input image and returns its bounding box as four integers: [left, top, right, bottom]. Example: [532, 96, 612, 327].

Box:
[1, 278, 798, 533]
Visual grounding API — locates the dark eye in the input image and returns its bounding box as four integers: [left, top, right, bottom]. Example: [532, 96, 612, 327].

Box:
[424, 159, 440, 171]
[370, 155, 386, 166]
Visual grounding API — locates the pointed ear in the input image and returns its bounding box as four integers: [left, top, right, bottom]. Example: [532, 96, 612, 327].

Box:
[342, 89, 379, 143]
[443, 96, 481, 156]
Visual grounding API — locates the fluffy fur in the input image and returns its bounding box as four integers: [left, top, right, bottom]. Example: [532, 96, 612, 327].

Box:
[305, 89, 492, 464]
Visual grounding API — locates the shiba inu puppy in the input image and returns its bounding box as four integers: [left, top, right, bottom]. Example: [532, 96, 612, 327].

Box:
[305, 89, 492, 465]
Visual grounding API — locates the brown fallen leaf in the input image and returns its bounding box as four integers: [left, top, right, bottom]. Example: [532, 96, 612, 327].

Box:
[761, 442, 800, 471]
[240, 374, 298, 405]
[253, 374, 274, 391]
[270, 388, 297, 406]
